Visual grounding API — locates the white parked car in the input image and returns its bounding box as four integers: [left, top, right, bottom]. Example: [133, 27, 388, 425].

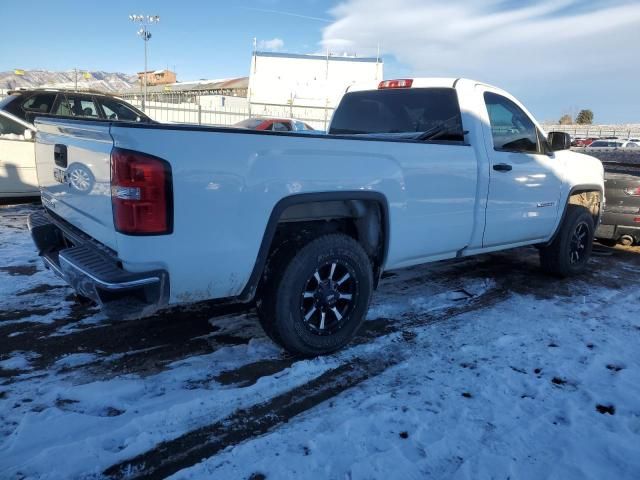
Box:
[587, 140, 640, 149]
[0, 110, 38, 199]
[29, 77, 604, 356]
[0, 89, 154, 201]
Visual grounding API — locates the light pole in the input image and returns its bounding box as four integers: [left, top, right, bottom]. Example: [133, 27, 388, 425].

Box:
[129, 14, 160, 111]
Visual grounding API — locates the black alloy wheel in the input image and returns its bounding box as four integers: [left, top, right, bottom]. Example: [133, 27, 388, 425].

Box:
[569, 222, 589, 264]
[300, 260, 357, 336]
[256, 234, 374, 356]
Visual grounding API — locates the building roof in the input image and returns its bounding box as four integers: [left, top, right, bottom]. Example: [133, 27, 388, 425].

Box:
[137, 69, 175, 75]
[254, 51, 382, 63]
[120, 76, 249, 94]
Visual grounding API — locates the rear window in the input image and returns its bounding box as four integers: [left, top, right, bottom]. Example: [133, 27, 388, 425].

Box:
[329, 87, 464, 141]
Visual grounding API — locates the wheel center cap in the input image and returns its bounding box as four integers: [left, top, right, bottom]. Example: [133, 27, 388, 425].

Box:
[317, 282, 338, 307]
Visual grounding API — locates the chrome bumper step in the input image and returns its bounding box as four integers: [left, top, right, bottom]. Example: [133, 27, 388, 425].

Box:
[28, 210, 169, 308]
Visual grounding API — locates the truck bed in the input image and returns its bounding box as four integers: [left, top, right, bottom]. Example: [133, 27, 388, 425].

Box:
[34, 116, 480, 304]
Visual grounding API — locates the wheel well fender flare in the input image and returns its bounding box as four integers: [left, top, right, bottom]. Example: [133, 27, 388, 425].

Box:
[547, 184, 604, 244]
[239, 191, 391, 301]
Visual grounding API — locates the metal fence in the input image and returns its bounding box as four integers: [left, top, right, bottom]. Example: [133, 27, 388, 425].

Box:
[543, 124, 640, 139]
[119, 91, 334, 130]
[0, 90, 334, 130]
[128, 99, 251, 126]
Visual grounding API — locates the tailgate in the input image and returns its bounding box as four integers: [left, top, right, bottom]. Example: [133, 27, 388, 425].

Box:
[35, 118, 118, 251]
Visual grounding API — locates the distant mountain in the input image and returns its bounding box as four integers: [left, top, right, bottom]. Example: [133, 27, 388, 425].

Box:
[0, 70, 138, 92]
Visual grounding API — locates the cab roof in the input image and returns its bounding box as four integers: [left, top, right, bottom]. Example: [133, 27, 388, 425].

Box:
[346, 77, 501, 93]
[7, 87, 118, 97]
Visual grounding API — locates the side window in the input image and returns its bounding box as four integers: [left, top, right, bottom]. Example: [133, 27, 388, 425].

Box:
[0, 114, 30, 140]
[22, 94, 56, 114]
[98, 98, 141, 122]
[484, 92, 540, 153]
[76, 97, 99, 118]
[54, 95, 73, 116]
[272, 122, 291, 132]
[55, 95, 99, 118]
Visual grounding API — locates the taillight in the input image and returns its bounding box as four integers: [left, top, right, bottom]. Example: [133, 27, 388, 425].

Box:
[378, 79, 413, 89]
[624, 186, 640, 196]
[111, 147, 173, 235]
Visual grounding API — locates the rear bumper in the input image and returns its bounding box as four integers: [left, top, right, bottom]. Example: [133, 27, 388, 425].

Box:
[28, 210, 169, 312]
[595, 211, 640, 241]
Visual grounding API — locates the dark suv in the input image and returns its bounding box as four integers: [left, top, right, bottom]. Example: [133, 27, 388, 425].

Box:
[0, 89, 153, 125]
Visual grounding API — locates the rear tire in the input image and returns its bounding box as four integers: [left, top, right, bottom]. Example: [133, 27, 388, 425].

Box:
[257, 234, 373, 357]
[540, 205, 594, 277]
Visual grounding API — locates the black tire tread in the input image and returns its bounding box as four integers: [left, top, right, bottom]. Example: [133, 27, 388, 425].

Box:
[540, 205, 594, 277]
[257, 233, 373, 356]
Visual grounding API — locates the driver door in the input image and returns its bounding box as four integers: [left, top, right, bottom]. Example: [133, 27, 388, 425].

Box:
[479, 88, 563, 247]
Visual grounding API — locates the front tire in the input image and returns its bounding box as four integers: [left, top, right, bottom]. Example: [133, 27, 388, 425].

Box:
[539, 205, 595, 277]
[257, 234, 373, 357]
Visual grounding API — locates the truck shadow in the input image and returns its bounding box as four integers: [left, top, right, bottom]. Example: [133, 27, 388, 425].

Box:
[0, 300, 256, 381]
[0, 162, 39, 205]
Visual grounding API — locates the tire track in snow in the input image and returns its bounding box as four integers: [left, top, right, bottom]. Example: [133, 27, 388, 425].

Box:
[103, 287, 509, 479]
[102, 245, 640, 478]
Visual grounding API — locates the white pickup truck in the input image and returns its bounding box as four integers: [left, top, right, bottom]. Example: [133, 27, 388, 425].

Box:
[29, 78, 604, 356]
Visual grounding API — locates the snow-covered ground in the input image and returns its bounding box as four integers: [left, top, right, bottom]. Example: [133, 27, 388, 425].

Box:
[1, 203, 639, 480]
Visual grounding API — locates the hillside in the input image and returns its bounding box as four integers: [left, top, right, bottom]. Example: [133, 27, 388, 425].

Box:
[0, 70, 137, 92]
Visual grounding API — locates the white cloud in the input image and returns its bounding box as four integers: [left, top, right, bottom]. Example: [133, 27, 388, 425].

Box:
[321, 0, 640, 121]
[258, 38, 285, 51]
[322, 0, 640, 75]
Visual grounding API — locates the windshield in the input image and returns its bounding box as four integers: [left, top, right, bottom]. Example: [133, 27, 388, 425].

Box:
[329, 87, 464, 141]
[0, 94, 19, 110]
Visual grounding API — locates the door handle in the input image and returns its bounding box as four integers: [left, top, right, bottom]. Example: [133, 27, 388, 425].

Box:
[493, 163, 512, 172]
[54, 144, 68, 168]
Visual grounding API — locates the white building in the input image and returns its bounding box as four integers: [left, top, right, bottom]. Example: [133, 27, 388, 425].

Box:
[248, 51, 383, 109]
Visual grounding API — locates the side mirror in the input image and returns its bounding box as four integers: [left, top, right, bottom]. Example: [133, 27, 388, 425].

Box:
[548, 131, 571, 151]
[24, 129, 34, 141]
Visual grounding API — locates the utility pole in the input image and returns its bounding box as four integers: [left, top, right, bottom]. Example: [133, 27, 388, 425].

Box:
[129, 14, 160, 111]
[74, 68, 78, 91]
[248, 38, 258, 117]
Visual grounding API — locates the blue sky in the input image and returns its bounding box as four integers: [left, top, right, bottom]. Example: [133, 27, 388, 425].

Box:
[2, 0, 639, 123]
